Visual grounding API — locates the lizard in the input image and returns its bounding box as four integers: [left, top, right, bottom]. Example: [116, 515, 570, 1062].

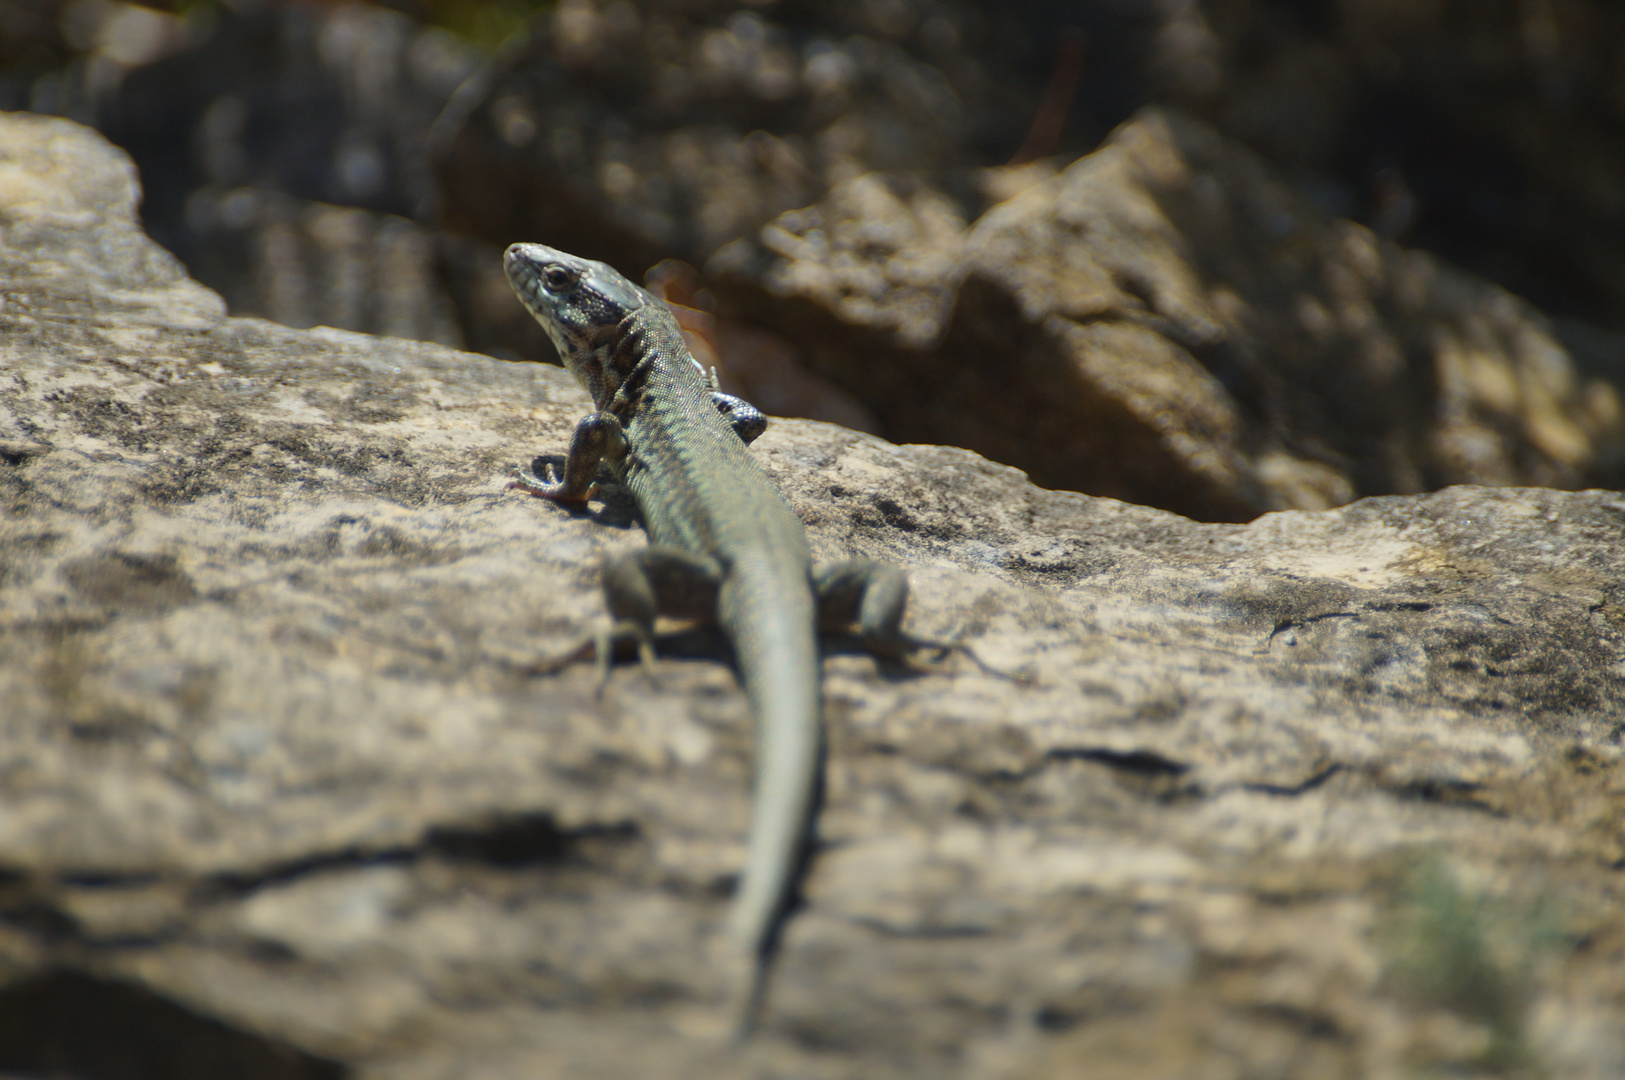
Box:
[501, 241, 972, 1038]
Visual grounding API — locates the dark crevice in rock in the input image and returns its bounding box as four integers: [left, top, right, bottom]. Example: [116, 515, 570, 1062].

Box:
[0, 871, 96, 947]
[56, 871, 165, 888]
[1059, 750, 1189, 776]
[986, 745, 1194, 789]
[0, 899, 79, 942]
[1047, 747, 1190, 777]
[1240, 764, 1345, 797]
[1267, 611, 1360, 642]
[1243, 1002, 1349, 1042]
[1033, 1003, 1081, 1032]
[0, 971, 346, 1080]
[1383, 777, 1500, 815]
[851, 917, 997, 941]
[206, 813, 642, 899]
[426, 813, 637, 867]
[193, 851, 410, 902]
[1031, 747, 1204, 805]
[1215, 582, 1361, 631]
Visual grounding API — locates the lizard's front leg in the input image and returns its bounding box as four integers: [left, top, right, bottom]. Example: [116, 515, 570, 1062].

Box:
[712, 390, 767, 444]
[697, 360, 768, 444]
[508, 410, 626, 503]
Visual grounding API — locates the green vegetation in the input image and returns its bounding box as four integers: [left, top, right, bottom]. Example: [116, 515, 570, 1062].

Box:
[145, 0, 551, 52]
[418, 0, 552, 51]
[1380, 852, 1568, 1077]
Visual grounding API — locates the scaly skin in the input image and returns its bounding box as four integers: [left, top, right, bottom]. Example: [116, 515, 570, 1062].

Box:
[503, 242, 961, 1038]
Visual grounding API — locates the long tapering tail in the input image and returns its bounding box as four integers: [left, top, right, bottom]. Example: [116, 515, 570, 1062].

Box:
[718, 560, 822, 1040]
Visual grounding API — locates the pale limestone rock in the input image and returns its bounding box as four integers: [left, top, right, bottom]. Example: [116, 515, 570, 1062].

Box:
[1, 112, 1622, 1080]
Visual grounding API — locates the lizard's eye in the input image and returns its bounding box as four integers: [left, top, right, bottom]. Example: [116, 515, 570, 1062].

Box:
[542, 266, 579, 292]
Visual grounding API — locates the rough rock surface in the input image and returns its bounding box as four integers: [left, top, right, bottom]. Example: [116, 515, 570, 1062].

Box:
[4, 115, 1625, 1080]
[712, 108, 1625, 522]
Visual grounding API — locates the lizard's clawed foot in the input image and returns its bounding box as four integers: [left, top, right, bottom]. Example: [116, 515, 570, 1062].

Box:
[518, 622, 661, 695]
[593, 620, 659, 695]
[946, 641, 1034, 683]
[516, 637, 596, 678]
[888, 628, 1033, 684]
[507, 463, 597, 503]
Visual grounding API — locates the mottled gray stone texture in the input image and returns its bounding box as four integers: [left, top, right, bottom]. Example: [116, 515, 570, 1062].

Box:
[1, 113, 1621, 1080]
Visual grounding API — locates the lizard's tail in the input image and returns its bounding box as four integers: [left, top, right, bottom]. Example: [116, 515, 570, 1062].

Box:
[719, 564, 822, 1041]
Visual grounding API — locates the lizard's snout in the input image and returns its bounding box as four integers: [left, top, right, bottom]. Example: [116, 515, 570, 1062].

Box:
[503, 243, 540, 276]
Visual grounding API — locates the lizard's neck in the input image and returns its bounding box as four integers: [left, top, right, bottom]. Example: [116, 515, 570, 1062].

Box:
[601, 306, 702, 417]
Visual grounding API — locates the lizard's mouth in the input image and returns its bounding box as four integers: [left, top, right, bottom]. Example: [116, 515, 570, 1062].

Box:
[503, 245, 565, 316]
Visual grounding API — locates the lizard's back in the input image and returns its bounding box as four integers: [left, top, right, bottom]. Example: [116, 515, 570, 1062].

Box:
[615, 307, 813, 577]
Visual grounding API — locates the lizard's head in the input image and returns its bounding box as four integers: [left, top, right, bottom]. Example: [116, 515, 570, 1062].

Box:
[503, 242, 652, 366]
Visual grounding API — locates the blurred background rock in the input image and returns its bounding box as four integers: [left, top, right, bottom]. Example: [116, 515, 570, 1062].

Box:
[10, 0, 1625, 519]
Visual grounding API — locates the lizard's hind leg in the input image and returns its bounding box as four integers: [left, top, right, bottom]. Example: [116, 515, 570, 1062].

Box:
[600, 547, 724, 681]
[813, 560, 1021, 679]
[813, 560, 955, 661]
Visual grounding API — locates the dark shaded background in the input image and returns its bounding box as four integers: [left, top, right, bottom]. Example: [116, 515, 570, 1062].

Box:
[7, 0, 1624, 501]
